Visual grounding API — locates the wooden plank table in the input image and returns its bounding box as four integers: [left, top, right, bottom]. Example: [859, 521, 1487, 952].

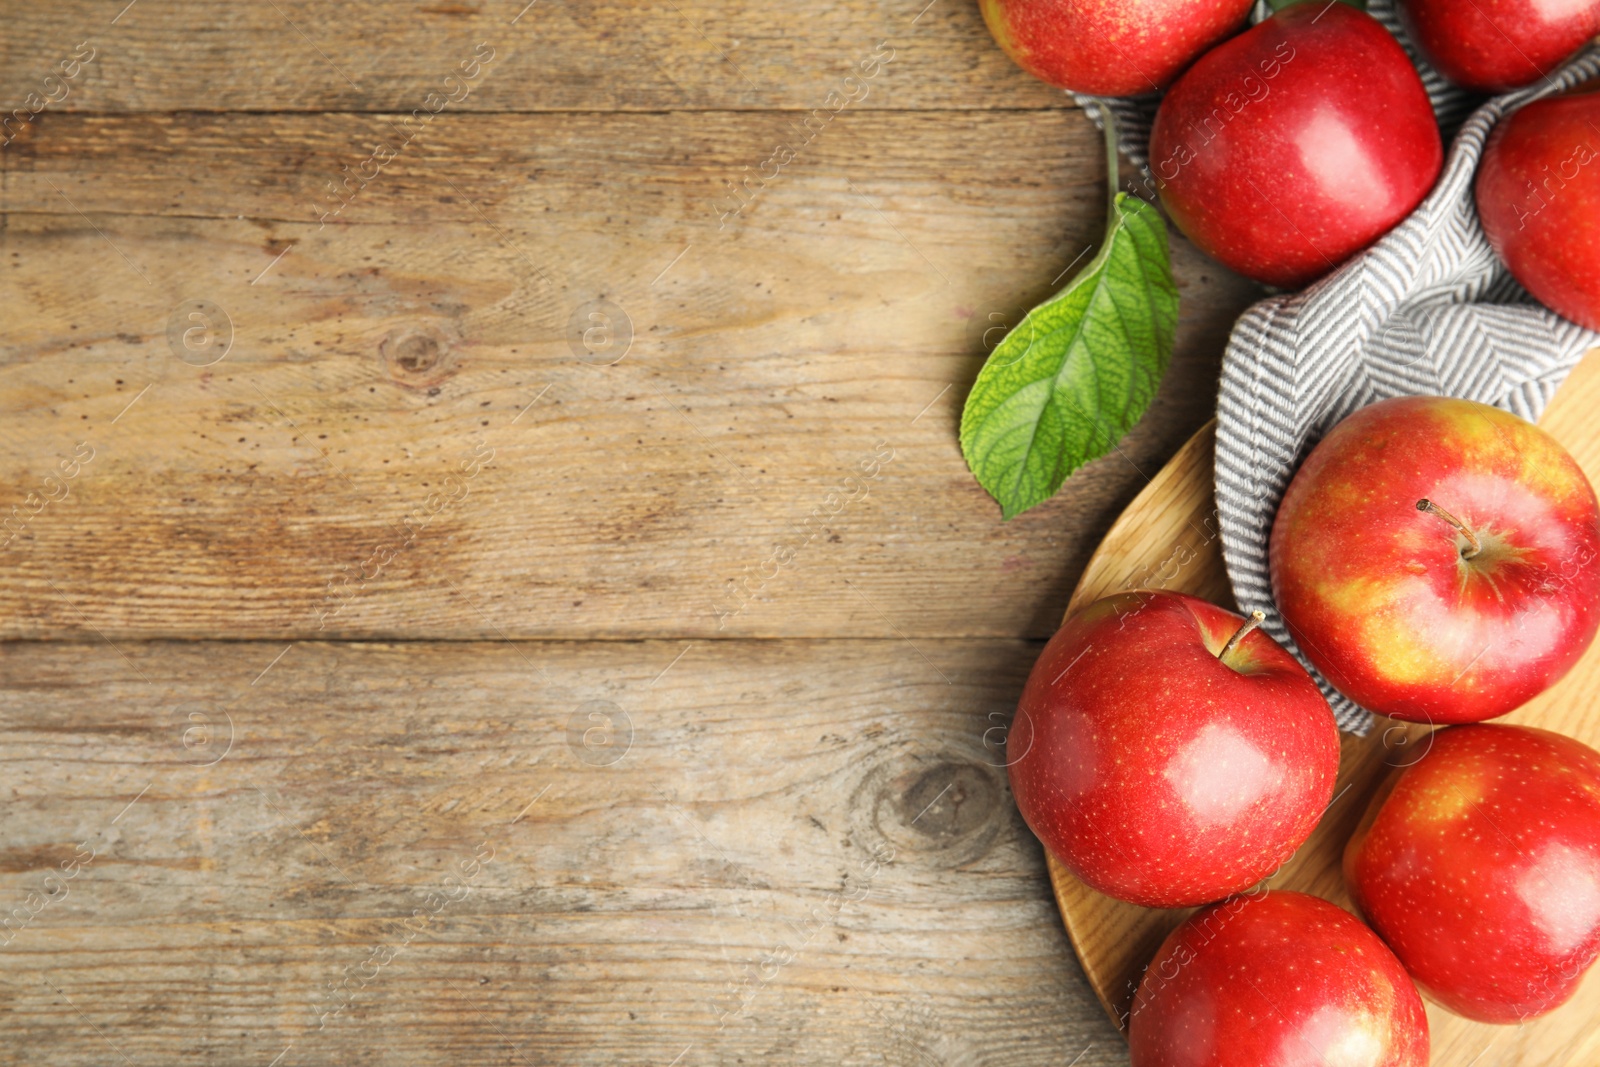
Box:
[0, 3, 1265, 1063]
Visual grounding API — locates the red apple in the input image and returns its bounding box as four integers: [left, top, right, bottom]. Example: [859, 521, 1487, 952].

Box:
[1345, 724, 1600, 1023]
[1477, 87, 1600, 332]
[977, 0, 1255, 96]
[1148, 2, 1442, 288]
[1271, 396, 1600, 724]
[1008, 590, 1339, 908]
[1129, 890, 1429, 1067]
[1400, 0, 1600, 92]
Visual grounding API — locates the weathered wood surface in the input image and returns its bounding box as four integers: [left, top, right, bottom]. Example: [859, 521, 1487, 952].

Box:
[0, 638, 1132, 1066]
[1050, 350, 1600, 1067]
[1, 0, 1072, 113]
[0, 110, 1260, 642]
[0, 3, 1268, 1064]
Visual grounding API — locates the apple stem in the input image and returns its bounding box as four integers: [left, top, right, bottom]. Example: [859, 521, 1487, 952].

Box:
[1219, 610, 1267, 663]
[1416, 499, 1482, 560]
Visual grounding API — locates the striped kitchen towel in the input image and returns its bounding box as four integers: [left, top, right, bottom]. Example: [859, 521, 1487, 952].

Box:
[1079, 4, 1600, 732]
[1214, 46, 1600, 735]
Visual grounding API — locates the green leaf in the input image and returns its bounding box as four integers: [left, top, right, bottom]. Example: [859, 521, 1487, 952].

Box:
[959, 193, 1178, 520]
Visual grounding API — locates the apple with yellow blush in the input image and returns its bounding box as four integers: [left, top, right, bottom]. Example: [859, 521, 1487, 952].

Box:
[1271, 396, 1600, 723]
[1345, 724, 1600, 1022]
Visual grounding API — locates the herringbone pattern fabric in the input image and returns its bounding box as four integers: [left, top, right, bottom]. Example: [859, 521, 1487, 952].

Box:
[1215, 46, 1600, 734]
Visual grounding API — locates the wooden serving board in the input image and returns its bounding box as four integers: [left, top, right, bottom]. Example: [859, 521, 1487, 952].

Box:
[1047, 348, 1600, 1067]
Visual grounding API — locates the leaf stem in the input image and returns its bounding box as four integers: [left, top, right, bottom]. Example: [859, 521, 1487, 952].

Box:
[1100, 103, 1120, 232]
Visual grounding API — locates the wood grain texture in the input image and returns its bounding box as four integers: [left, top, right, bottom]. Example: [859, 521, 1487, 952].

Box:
[0, 4, 1255, 1064]
[0, 0, 1071, 113]
[0, 110, 1261, 642]
[0, 637, 1133, 1067]
[1048, 350, 1600, 1066]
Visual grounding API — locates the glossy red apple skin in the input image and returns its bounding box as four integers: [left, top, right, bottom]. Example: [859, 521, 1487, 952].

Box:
[1345, 724, 1600, 1023]
[1400, 0, 1600, 92]
[1007, 590, 1339, 909]
[1477, 88, 1600, 332]
[1129, 891, 1429, 1067]
[1272, 396, 1600, 724]
[977, 0, 1255, 96]
[1149, 2, 1442, 289]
